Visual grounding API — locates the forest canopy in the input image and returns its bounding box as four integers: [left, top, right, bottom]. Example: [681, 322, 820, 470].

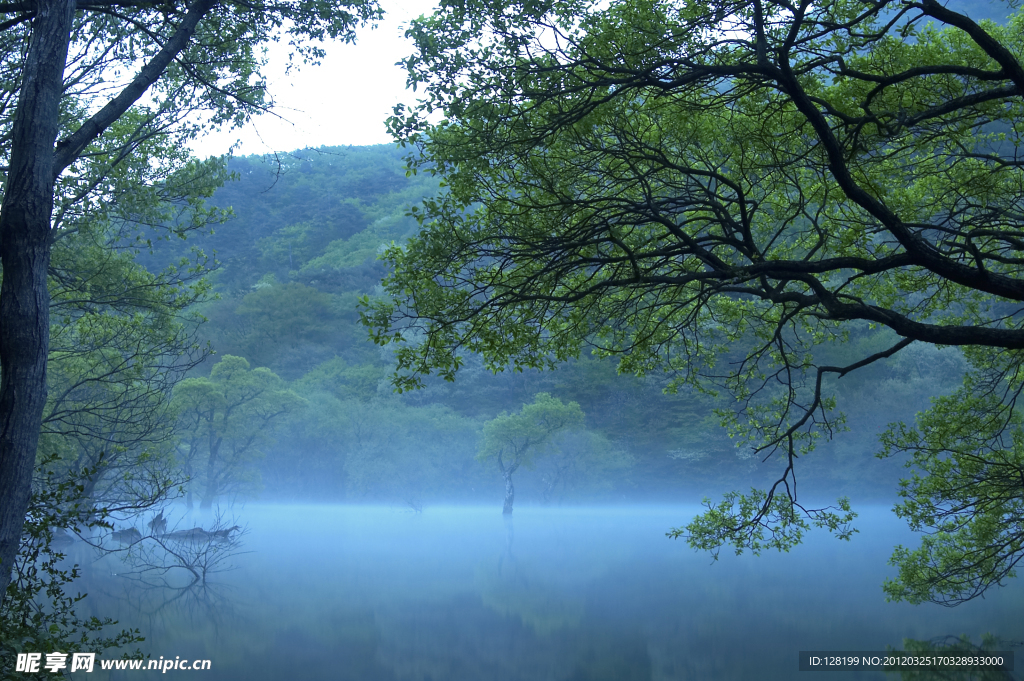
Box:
[363, 0, 1024, 605]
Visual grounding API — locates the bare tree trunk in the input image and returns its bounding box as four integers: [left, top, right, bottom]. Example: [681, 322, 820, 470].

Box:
[200, 467, 218, 510]
[78, 464, 107, 523]
[0, 0, 75, 607]
[184, 460, 195, 511]
[200, 440, 221, 510]
[199, 482, 218, 511]
[497, 452, 519, 515]
[502, 471, 515, 515]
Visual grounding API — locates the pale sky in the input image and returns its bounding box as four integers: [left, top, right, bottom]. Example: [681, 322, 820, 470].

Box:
[191, 0, 439, 158]
[187, 0, 1017, 159]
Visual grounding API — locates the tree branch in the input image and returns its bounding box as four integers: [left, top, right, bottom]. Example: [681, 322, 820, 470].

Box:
[52, 0, 218, 177]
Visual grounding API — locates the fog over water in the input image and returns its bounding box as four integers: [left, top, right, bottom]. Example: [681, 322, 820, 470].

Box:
[73, 504, 1023, 681]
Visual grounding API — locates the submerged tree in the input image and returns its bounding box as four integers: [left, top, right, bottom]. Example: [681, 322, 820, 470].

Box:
[363, 0, 1024, 603]
[479, 393, 584, 514]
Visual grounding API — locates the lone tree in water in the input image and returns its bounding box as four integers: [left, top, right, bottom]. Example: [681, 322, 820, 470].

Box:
[363, 0, 1024, 604]
[479, 393, 584, 514]
[0, 0, 380, 605]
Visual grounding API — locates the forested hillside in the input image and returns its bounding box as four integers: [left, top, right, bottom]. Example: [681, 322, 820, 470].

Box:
[157, 144, 964, 507]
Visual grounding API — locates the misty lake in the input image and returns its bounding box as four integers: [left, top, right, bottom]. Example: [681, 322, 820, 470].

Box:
[74, 504, 1022, 680]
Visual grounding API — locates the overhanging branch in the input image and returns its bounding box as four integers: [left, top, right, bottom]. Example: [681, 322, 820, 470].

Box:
[52, 0, 219, 177]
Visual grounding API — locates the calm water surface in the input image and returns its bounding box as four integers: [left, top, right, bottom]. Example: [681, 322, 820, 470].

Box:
[73, 505, 1023, 680]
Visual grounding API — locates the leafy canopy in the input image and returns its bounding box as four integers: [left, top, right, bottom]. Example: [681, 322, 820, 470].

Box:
[479, 392, 585, 471]
[173, 355, 305, 507]
[362, 0, 1024, 604]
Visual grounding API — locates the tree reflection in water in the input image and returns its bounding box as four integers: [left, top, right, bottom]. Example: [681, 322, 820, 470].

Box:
[72, 511, 250, 659]
[891, 635, 1021, 681]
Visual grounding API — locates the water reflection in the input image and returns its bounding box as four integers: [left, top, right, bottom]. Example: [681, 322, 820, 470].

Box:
[70, 505, 1024, 680]
[890, 635, 1021, 681]
[478, 514, 585, 636]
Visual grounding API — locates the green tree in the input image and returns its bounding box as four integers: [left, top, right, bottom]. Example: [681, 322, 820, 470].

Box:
[364, 0, 1024, 603]
[41, 170, 219, 522]
[479, 393, 584, 514]
[879, 365, 1024, 605]
[1, 144, 223, 664]
[0, 0, 380, 602]
[172, 356, 304, 509]
[531, 430, 634, 505]
[1, 457, 145, 680]
[215, 278, 343, 376]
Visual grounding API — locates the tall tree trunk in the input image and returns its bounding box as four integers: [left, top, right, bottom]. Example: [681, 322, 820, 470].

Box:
[184, 459, 195, 511]
[0, 0, 75, 607]
[502, 471, 515, 515]
[78, 463, 106, 524]
[199, 482, 217, 511]
[200, 439, 221, 510]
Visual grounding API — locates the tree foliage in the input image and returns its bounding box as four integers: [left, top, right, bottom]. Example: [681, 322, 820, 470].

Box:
[0, 457, 144, 680]
[41, 162, 223, 520]
[479, 393, 584, 513]
[530, 430, 634, 504]
[172, 355, 304, 509]
[880, 354, 1024, 605]
[0, 0, 380, 603]
[337, 397, 481, 505]
[363, 0, 1024, 603]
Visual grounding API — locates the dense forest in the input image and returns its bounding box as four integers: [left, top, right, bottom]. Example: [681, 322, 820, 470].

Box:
[143, 144, 964, 508]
